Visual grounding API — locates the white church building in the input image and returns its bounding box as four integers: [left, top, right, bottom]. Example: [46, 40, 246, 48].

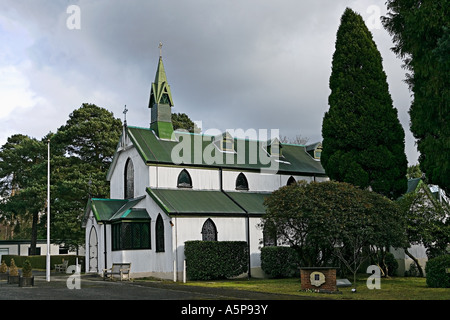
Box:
[82, 54, 327, 280]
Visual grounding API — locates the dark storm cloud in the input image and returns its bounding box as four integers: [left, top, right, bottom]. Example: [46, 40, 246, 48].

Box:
[0, 0, 417, 163]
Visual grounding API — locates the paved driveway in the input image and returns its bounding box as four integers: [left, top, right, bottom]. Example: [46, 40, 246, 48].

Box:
[1, 274, 212, 300]
[0, 272, 312, 300]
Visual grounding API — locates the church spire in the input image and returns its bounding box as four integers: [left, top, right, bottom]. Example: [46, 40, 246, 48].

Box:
[149, 43, 174, 140]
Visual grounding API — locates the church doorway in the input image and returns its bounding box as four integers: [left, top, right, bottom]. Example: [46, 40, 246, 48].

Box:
[89, 227, 98, 272]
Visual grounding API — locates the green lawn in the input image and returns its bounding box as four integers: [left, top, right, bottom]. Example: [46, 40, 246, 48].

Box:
[181, 275, 450, 300]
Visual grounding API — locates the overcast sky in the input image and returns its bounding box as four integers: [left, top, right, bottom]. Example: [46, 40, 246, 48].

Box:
[0, 0, 418, 165]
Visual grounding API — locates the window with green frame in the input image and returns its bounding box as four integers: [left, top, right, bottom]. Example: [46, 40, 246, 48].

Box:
[112, 221, 151, 251]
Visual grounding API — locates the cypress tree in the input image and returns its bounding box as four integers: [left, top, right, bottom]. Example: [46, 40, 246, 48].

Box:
[321, 8, 407, 199]
[382, 0, 450, 194]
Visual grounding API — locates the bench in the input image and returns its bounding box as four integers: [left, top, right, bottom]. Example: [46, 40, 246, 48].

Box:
[54, 260, 69, 273]
[103, 263, 131, 281]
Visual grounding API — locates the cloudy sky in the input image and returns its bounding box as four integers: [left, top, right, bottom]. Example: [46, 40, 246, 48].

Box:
[0, 0, 418, 164]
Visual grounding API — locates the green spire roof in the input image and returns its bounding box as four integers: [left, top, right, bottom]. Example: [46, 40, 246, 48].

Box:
[148, 57, 174, 108]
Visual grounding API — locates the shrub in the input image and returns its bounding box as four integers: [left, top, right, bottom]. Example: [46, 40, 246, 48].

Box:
[381, 252, 399, 277]
[1, 255, 85, 272]
[185, 241, 248, 280]
[425, 255, 450, 288]
[261, 246, 299, 278]
[9, 259, 19, 276]
[22, 259, 33, 277]
[0, 260, 7, 273]
[405, 262, 420, 277]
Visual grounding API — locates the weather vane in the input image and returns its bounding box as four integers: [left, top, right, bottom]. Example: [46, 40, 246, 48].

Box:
[159, 42, 163, 57]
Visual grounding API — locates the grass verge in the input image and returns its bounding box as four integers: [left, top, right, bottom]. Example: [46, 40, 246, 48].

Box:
[180, 275, 450, 300]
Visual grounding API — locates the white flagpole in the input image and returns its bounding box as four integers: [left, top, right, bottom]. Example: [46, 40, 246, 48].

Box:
[46, 139, 50, 282]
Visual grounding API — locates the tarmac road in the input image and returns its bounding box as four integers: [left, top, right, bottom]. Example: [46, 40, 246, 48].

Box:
[0, 272, 315, 301]
[0, 272, 330, 318]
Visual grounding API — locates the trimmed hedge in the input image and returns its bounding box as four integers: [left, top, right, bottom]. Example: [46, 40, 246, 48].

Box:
[425, 255, 450, 288]
[261, 246, 299, 278]
[185, 241, 248, 280]
[1, 255, 84, 272]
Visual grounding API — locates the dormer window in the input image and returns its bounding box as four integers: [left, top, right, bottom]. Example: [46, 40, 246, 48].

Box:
[266, 138, 282, 157]
[177, 169, 192, 188]
[214, 132, 235, 153]
[235, 173, 249, 190]
[306, 142, 322, 160]
[314, 145, 322, 160]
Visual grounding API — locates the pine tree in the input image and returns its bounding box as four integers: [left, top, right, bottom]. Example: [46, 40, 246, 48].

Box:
[321, 8, 407, 199]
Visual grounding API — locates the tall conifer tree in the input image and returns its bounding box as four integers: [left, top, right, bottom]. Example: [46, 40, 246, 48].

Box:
[382, 0, 450, 194]
[321, 8, 407, 199]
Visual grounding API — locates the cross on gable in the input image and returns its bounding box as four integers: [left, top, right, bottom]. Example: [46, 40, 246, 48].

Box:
[123, 105, 128, 123]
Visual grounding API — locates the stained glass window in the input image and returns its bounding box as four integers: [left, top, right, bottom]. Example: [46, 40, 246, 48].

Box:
[156, 214, 165, 252]
[112, 222, 150, 251]
[201, 218, 217, 241]
[287, 176, 296, 186]
[124, 158, 134, 199]
[235, 173, 249, 190]
[263, 224, 277, 247]
[177, 169, 192, 188]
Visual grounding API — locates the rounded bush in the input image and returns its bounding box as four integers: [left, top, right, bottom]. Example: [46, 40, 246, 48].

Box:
[425, 255, 450, 288]
[185, 241, 248, 280]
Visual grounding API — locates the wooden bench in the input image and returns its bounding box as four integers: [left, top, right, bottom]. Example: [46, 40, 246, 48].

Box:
[103, 263, 131, 281]
[54, 260, 69, 273]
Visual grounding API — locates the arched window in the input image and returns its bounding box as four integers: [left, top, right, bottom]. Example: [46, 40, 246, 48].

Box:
[124, 158, 134, 199]
[263, 224, 277, 247]
[155, 214, 165, 252]
[235, 173, 249, 190]
[287, 176, 296, 186]
[177, 169, 192, 188]
[201, 218, 217, 241]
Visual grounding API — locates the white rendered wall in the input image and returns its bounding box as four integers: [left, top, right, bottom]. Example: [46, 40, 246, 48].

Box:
[109, 145, 150, 199]
[150, 166, 220, 190]
[171, 215, 267, 279]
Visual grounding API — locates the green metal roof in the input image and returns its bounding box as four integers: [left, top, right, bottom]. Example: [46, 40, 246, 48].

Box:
[86, 196, 149, 223]
[147, 187, 269, 216]
[147, 188, 244, 215]
[127, 126, 326, 175]
[406, 178, 422, 194]
[225, 191, 271, 215]
[111, 208, 150, 221]
[90, 198, 128, 221]
[149, 57, 174, 108]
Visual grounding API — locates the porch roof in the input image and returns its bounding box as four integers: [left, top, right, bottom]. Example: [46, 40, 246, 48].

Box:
[83, 196, 148, 225]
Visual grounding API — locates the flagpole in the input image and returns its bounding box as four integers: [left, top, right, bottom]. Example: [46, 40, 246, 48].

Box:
[46, 139, 50, 282]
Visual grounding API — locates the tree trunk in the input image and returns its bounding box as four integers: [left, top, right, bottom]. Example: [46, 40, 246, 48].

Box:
[404, 247, 424, 277]
[29, 211, 39, 256]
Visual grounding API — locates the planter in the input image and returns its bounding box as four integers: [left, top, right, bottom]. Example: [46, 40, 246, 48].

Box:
[0, 273, 8, 281]
[19, 276, 34, 287]
[8, 275, 20, 285]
